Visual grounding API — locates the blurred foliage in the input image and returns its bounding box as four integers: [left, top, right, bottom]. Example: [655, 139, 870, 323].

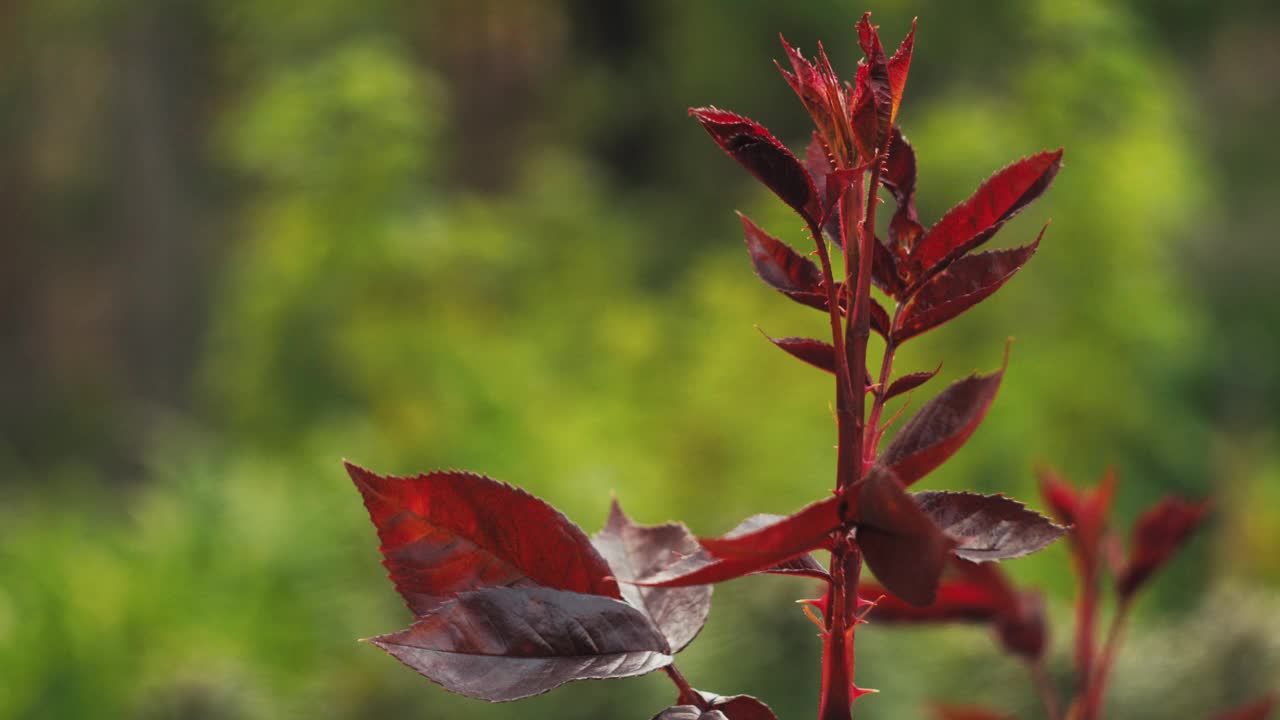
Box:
[2, 0, 1278, 718]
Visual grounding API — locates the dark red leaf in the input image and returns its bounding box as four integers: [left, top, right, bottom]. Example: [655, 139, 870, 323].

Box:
[1038, 467, 1116, 576]
[850, 465, 955, 606]
[862, 579, 1005, 624]
[880, 365, 1004, 487]
[931, 705, 1016, 720]
[872, 235, 906, 297]
[865, 559, 1046, 660]
[637, 507, 839, 588]
[883, 363, 942, 401]
[778, 37, 854, 167]
[895, 226, 1044, 342]
[883, 127, 923, 253]
[765, 552, 831, 581]
[592, 499, 712, 653]
[851, 14, 892, 159]
[1211, 694, 1278, 720]
[870, 296, 892, 338]
[346, 462, 619, 615]
[909, 149, 1062, 283]
[761, 333, 837, 374]
[697, 691, 780, 720]
[368, 586, 671, 701]
[1117, 496, 1210, 598]
[914, 491, 1067, 562]
[804, 133, 834, 203]
[699, 498, 841, 561]
[740, 213, 822, 295]
[885, 20, 916, 126]
[654, 693, 779, 720]
[692, 107, 818, 220]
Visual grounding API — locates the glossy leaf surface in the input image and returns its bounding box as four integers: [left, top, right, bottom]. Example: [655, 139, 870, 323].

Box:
[346, 462, 618, 614]
[915, 491, 1066, 562]
[592, 499, 712, 652]
[895, 227, 1043, 342]
[369, 586, 670, 701]
[909, 150, 1062, 282]
[692, 107, 818, 220]
[880, 367, 1004, 487]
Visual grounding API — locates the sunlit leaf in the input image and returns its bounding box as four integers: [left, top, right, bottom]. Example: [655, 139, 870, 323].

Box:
[346, 462, 619, 614]
[915, 491, 1066, 562]
[692, 107, 819, 220]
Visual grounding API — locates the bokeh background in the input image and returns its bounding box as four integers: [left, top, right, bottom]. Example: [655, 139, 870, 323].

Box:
[3, 1, 1279, 718]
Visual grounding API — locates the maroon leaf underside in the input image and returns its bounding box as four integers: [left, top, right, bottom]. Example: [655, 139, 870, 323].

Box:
[591, 499, 713, 653]
[880, 367, 1004, 487]
[883, 363, 942, 401]
[1117, 497, 1210, 598]
[909, 149, 1063, 284]
[895, 227, 1044, 343]
[914, 491, 1067, 562]
[369, 586, 672, 702]
[636, 509, 839, 588]
[345, 462, 619, 615]
[851, 465, 955, 606]
[693, 107, 819, 221]
[654, 692, 779, 720]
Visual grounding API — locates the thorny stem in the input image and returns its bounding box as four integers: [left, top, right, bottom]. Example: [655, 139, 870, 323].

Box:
[1081, 598, 1132, 720]
[807, 219, 858, 491]
[663, 664, 706, 709]
[817, 154, 884, 720]
[1031, 659, 1063, 720]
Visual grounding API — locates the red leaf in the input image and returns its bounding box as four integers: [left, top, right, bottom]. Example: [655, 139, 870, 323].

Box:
[698, 499, 841, 561]
[895, 226, 1044, 342]
[865, 559, 1046, 660]
[368, 586, 671, 702]
[1117, 496, 1210, 599]
[870, 296, 893, 338]
[931, 705, 1016, 720]
[778, 38, 854, 167]
[863, 578, 1006, 624]
[740, 214, 823, 295]
[880, 365, 1004, 487]
[883, 127, 923, 253]
[914, 491, 1067, 562]
[765, 552, 831, 581]
[346, 462, 619, 615]
[885, 20, 916, 127]
[761, 333, 837, 374]
[1211, 694, 1278, 720]
[873, 235, 907, 298]
[592, 499, 712, 653]
[852, 15, 892, 159]
[909, 149, 1062, 283]
[1038, 467, 1116, 576]
[850, 465, 955, 606]
[692, 107, 818, 220]
[883, 363, 942, 401]
[637, 508, 839, 588]
[653, 692, 779, 720]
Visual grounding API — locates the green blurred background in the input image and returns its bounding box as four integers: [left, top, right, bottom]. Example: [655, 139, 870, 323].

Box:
[3, 1, 1279, 718]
